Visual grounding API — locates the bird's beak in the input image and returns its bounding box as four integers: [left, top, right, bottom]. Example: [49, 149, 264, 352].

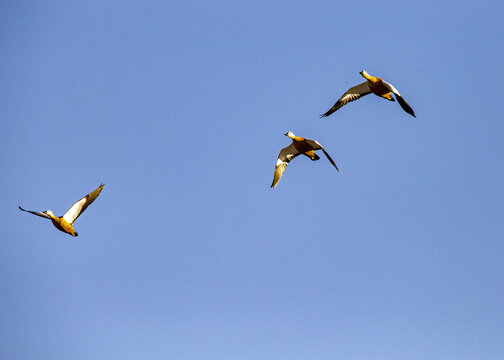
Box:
[284, 133, 288, 136]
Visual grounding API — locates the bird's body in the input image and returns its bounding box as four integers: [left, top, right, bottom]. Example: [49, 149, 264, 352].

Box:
[320, 70, 415, 118]
[47, 212, 76, 236]
[271, 132, 338, 189]
[19, 183, 105, 236]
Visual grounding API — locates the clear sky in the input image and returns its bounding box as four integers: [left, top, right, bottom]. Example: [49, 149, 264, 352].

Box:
[1, 1, 504, 359]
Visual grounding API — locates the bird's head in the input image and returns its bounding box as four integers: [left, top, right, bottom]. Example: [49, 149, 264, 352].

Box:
[360, 70, 369, 77]
[285, 131, 295, 138]
[44, 210, 54, 216]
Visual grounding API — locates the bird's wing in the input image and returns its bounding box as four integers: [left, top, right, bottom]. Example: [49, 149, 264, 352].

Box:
[320, 82, 372, 117]
[63, 184, 105, 224]
[307, 140, 339, 172]
[321, 148, 339, 172]
[271, 143, 300, 189]
[381, 80, 416, 117]
[18, 206, 51, 219]
[381, 80, 401, 96]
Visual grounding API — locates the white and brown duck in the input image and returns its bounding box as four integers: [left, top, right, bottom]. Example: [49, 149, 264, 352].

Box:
[271, 132, 339, 189]
[19, 183, 105, 236]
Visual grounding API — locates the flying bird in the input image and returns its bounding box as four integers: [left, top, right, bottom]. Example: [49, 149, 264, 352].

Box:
[19, 183, 105, 236]
[320, 70, 416, 118]
[271, 132, 339, 189]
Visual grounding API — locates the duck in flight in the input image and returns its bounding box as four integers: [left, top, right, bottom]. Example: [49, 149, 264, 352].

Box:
[19, 183, 105, 237]
[271, 132, 339, 189]
[320, 70, 416, 118]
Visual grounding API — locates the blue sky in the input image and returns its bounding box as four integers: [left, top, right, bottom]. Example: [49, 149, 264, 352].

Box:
[1, 1, 504, 359]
